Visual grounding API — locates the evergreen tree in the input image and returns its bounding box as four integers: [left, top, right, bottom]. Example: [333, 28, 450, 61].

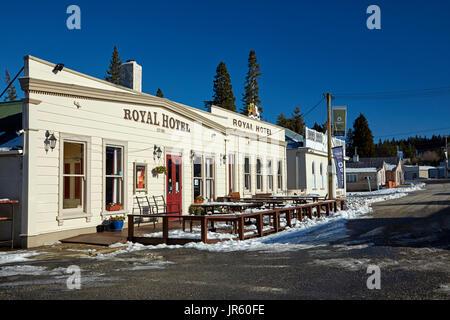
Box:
[276, 106, 305, 135]
[241, 50, 262, 115]
[346, 128, 354, 157]
[276, 113, 290, 129]
[156, 88, 164, 98]
[290, 106, 305, 135]
[105, 45, 122, 85]
[212, 62, 236, 111]
[3, 70, 18, 102]
[312, 121, 327, 133]
[352, 113, 375, 157]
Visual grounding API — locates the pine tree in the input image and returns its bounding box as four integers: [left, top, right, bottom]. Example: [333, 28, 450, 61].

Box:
[276, 113, 290, 129]
[212, 62, 236, 111]
[3, 70, 18, 102]
[352, 113, 375, 157]
[276, 107, 305, 135]
[156, 88, 164, 98]
[312, 122, 327, 133]
[105, 45, 122, 85]
[290, 106, 305, 135]
[241, 50, 262, 115]
[346, 128, 354, 157]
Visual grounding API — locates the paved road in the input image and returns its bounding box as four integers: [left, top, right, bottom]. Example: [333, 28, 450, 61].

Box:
[0, 181, 449, 300]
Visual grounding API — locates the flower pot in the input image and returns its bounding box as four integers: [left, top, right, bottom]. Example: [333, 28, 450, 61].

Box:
[96, 225, 105, 233]
[109, 220, 124, 231]
[194, 199, 203, 204]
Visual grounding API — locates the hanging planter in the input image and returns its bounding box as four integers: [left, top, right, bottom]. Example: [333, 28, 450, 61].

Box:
[152, 166, 167, 175]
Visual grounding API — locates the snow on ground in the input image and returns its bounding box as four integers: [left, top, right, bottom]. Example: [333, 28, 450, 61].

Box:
[0, 251, 44, 265]
[99, 182, 425, 255]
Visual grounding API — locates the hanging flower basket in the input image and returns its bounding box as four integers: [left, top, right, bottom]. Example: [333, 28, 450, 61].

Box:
[153, 166, 167, 175]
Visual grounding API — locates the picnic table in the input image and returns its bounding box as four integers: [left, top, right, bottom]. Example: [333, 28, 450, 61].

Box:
[190, 202, 262, 215]
[270, 194, 325, 203]
[240, 198, 285, 209]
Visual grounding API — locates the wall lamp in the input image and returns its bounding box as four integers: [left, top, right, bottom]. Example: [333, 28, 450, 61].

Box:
[53, 63, 64, 74]
[190, 150, 196, 160]
[153, 145, 162, 160]
[221, 154, 227, 165]
[44, 130, 57, 153]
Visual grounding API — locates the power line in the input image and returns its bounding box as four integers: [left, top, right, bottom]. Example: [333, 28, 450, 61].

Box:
[334, 85, 450, 100]
[303, 96, 325, 119]
[374, 126, 450, 139]
[0, 67, 24, 99]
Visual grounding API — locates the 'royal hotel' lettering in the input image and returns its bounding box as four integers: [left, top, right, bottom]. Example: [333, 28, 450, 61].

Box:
[124, 108, 191, 132]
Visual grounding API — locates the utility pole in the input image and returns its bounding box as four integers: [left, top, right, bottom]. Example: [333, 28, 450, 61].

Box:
[445, 135, 449, 179]
[325, 93, 334, 200]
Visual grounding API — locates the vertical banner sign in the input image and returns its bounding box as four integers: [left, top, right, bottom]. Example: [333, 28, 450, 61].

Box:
[332, 146, 345, 189]
[332, 106, 347, 137]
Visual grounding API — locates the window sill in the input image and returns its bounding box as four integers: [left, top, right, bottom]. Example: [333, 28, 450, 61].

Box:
[102, 209, 128, 217]
[57, 212, 92, 226]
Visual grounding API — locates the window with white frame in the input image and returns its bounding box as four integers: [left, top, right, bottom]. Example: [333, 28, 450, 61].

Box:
[277, 160, 282, 190]
[105, 145, 124, 211]
[312, 161, 317, 189]
[193, 155, 203, 199]
[205, 157, 214, 201]
[256, 158, 262, 190]
[346, 174, 358, 183]
[228, 154, 236, 193]
[244, 156, 251, 191]
[320, 163, 324, 188]
[267, 159, 273, 191]
[62, 141, 86, 211]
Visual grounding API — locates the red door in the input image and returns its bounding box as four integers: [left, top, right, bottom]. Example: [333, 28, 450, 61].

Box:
[166, 154, 182, 218]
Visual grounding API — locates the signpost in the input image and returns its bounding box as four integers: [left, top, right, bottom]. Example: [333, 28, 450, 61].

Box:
[332, 106, 347, 137]
[332, 146, 345, 189]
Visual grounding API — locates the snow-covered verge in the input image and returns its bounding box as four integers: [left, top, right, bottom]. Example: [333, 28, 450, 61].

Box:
[103, 183, 425, 254]
[347, 182, 425, 198]
[0, 251, 43, 265]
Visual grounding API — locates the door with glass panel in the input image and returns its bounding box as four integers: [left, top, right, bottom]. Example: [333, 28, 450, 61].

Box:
[166, 154, 182, 217]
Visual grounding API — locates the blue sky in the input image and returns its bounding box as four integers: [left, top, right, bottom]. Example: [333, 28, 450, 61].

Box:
[1, 0, 449, 140]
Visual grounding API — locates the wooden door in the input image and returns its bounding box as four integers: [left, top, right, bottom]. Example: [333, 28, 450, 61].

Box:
[166, 154, 182, 216]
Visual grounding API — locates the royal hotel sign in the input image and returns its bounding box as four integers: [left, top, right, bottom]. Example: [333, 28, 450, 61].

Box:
[123, 108, 191, 133]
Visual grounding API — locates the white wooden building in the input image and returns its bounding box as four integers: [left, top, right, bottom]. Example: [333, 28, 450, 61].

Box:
[0, 55, 287, 248]
[286, 127, 347, 198]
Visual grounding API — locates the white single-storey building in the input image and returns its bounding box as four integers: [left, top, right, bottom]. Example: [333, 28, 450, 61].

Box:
[0, 55, 288, 248]
[286, 127, 347, 198]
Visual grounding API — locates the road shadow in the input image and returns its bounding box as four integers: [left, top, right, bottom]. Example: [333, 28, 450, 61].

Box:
[375, 200, 450, 206]
[337, 207, 450, 250]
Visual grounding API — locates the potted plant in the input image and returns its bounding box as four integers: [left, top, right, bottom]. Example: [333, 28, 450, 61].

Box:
[194, 195, 204, 204]
[188, 205, 203, 216]
[109, 215, 125, 231]
[152, 166, 167, 175]
[106, 202, 123, 211]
